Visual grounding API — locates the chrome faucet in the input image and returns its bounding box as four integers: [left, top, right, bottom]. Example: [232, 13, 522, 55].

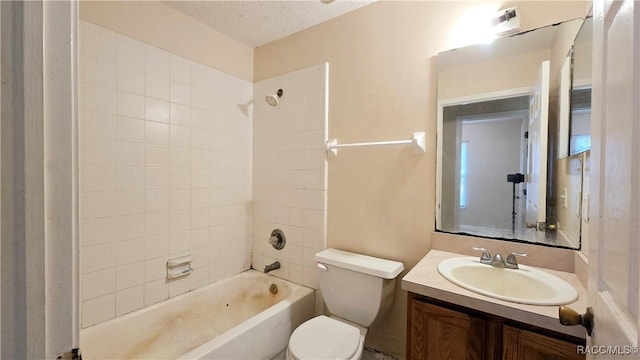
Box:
[472, 246, 526, 269]
[264, 261, 281, 273]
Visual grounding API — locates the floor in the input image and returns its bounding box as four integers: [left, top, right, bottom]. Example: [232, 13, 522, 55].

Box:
[362, 348, 397, 360]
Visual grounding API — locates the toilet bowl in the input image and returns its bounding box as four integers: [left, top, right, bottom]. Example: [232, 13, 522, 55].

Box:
[286, 249, 404, 360]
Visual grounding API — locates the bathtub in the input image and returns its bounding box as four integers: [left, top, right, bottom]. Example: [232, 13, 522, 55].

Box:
[80, 270, 315, 359]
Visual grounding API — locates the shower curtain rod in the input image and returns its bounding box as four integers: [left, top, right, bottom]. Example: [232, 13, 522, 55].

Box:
[326, 132, 425, 157]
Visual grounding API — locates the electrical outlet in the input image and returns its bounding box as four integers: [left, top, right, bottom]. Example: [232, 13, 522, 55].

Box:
[560, 187, 568, 208]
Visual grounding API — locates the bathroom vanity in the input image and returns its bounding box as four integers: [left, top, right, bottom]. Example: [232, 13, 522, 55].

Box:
[403, 250, 587, 360]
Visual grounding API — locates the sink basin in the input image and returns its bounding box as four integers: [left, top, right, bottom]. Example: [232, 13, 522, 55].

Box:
[437, 257, 578, 305]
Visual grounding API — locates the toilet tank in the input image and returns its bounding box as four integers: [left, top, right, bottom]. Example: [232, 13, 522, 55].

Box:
[314, 249, 404, 327]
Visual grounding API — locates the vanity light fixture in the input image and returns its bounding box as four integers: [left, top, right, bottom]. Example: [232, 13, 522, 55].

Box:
[492, 8, 517, 26]
[492, 7, 520, 35]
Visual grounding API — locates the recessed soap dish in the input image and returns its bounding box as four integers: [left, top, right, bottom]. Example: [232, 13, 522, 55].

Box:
[167, 255, 193, 280]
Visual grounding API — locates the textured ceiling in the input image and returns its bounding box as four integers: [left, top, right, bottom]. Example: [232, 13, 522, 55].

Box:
[164, 0, 375, 48]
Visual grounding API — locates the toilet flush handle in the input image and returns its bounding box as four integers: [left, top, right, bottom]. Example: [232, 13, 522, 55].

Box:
[317, 263, 329, 272]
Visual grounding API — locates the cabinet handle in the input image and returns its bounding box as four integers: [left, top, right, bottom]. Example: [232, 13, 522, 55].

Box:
[559, 305, 593, 336]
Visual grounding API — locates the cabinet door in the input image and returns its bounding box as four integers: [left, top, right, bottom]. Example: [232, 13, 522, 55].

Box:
[409, 299, 485, 360]
[502, 325, 584, 360]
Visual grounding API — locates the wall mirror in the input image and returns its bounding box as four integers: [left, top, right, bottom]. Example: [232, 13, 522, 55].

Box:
[569, 15, 592, 156]
[436, 18, 586, 249]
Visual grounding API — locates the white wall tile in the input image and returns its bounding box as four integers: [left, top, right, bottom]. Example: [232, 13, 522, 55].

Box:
[170, 189, 191, 210]
[83, 84, 116, 114]
[117, 35, 145, 71]
[117, 92, 145, 119]
[144, 279, 168, 306]
[146, 98, 170, 123]
[117, 66, 145, 95]
[117, 166, 145, 191]
[170, 55, 191, 84]
[146, 74, 171, 101]
[145, 144, 170, 168]
[82, 294, 115, 327]
[171, 81, 191, 105]
[81, 192, 116, 219]
[81, 269, 115, 301]
[82, 22, 116, 63]
[144, 256, 168, 282]
[170, 210, 191, 233]
[169, 231, 190, 254]
[190, 208, 210, 229]
[116, 214, 145, 241]
[145, 45, 170, 79]
[115, 285, 143, 316]
[191, 130, 211, 149]
[190, 228, 209, 249]
[116, 262, 145, 291]
[145, 211, 170, 236]
[145, 168, 170, 190]
[170, 103, 191, 126]
[192, 88, 213, 110]
[83, 55, 116, 88]
[190, 189, 209, 209]
[83, 139, 117, 166]
[191, 62, 212, 90]
[191, 169, 209, 189]
[145, 121, 170, 145]
[81, 217, 117, 246]
[252, 64, 327, 289]
[191, 109, 212, 129]
[191, 149, 210, 169]
[117, 142, 145, 167]
[168, 276, 191, 298]
[117, 191, 145, 216]
[170, 125, 191, 147]
[170, 168, 191, 190]
[84, 111, 116, 140]
[83, 166, 116, 192]
[145, 190, 170, 213]
[145, 234, 169, 260]
[170, 146, 191, 168]
[117, 116, 145, 143]
[189, 268, 209, 290]
[81, 21, 253, 327]
[81, 243, 117, 273]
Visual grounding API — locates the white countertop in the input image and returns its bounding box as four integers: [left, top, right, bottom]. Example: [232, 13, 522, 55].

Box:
[402, 249, 588, 339]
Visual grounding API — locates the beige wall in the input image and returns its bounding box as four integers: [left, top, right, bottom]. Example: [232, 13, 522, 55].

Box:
[439, 49, 549, 100]
[255, 1, 587, 356]
[80, 1, 253, 82]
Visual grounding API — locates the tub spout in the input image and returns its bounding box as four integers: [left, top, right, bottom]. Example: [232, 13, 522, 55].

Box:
[264, 261, 280, 273]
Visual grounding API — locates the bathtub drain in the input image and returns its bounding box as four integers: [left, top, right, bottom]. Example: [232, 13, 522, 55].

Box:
[269, 284, 278, 295]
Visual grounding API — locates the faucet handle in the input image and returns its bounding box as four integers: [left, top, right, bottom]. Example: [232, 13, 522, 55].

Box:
[472, 246, 492, 264]
[506, 252, 527, 269]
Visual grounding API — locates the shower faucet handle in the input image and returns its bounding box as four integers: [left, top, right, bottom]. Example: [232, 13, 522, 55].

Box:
[472, 246, 492, 265]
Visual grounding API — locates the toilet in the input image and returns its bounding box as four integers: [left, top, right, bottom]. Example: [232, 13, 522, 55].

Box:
[286, 248, 404, 360]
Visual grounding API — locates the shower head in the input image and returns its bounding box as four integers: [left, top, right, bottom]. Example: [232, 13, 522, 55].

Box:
[265, 89, 284, 106]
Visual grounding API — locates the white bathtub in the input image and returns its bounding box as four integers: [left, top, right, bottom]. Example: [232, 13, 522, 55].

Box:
[81, 270, 315, 359]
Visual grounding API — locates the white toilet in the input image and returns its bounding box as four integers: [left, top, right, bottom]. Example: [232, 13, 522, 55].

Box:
[286, 248, 404, 360]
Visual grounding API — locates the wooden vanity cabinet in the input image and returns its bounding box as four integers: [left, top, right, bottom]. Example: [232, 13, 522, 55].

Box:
[407, 293, 585, 360]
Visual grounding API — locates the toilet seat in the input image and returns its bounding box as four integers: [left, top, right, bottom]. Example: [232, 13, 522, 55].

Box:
[288, 316, 360, 360]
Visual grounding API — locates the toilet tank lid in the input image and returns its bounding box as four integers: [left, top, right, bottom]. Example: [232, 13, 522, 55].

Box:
[315, 249, 404, 279]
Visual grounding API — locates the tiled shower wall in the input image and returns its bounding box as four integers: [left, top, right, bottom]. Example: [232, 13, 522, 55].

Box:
[79, 21, 252, 327]
[252, 64, 328, 290]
